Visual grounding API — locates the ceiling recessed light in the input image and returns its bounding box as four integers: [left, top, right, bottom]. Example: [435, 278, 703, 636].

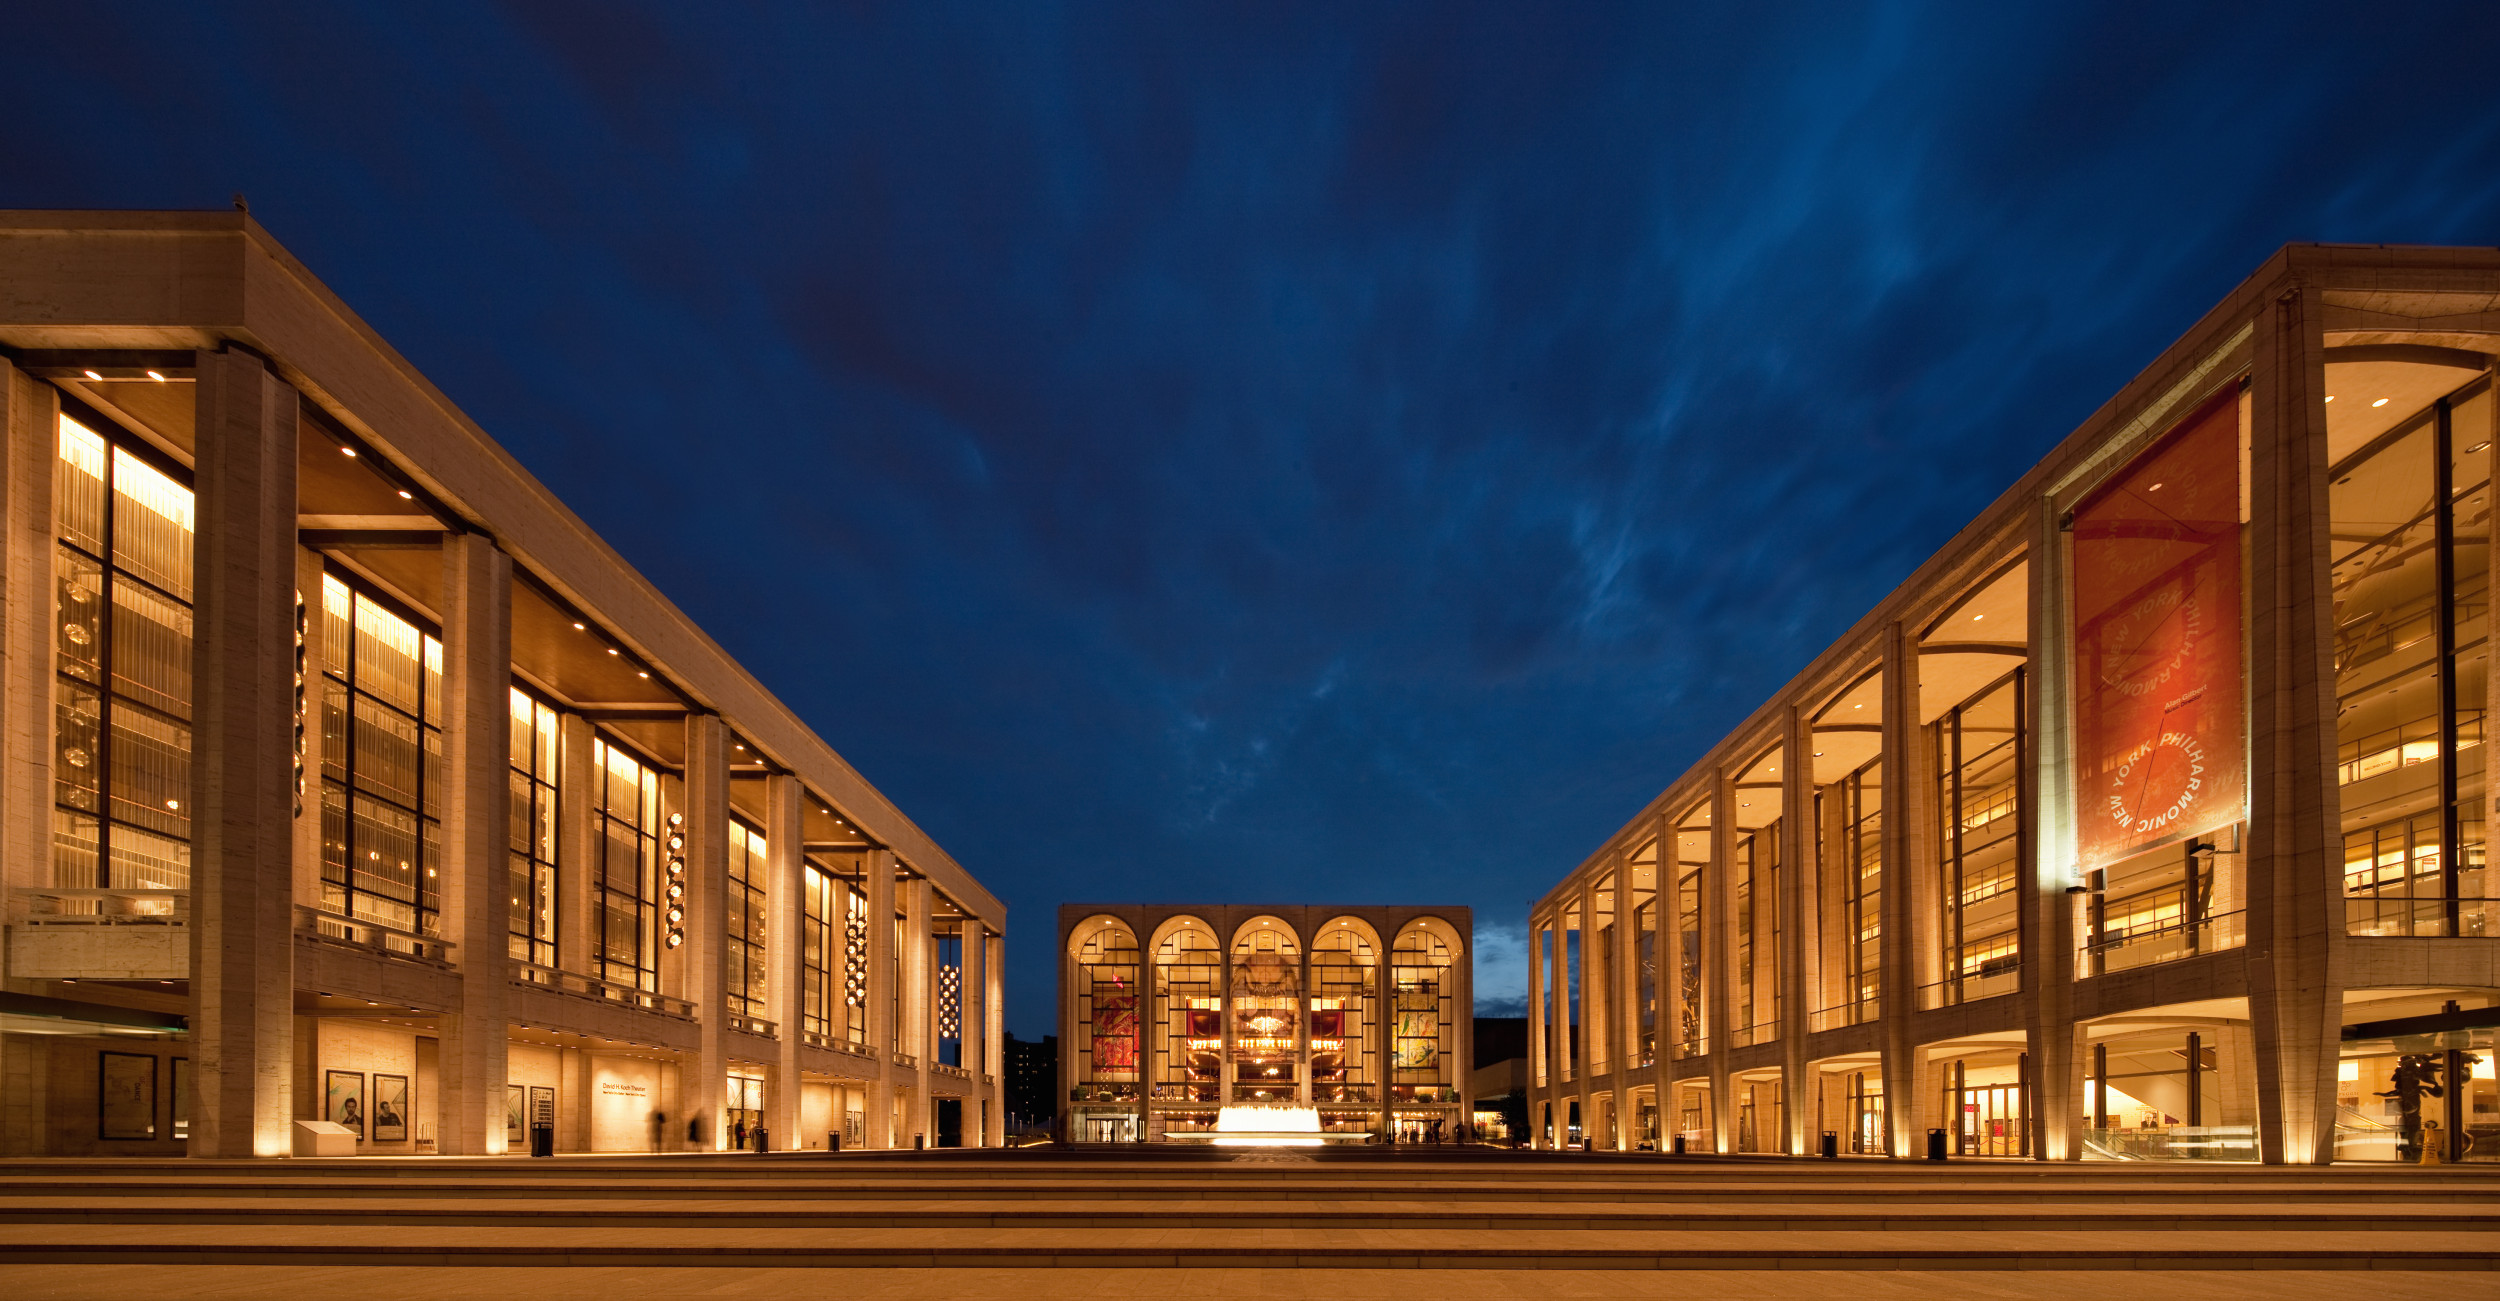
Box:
[145, 370, 164, 382]
[82, 370, 101, 381]
[606, 648, 619, 656]
[397, 489, 412, 499]
[637, 671, 649, 679]
[1973, 613, 1985, 621]
[2372, 397, 2390, 408]
[2325, 395, 2336, 403]
[341, 446, 356, 457]
[2470, 442, 2491, 454]
[572, 622, 585, 630]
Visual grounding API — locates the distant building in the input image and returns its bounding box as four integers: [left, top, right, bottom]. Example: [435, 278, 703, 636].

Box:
[1004, 1033, 1057, 1134]
[1469, 1017, 1528, 1143]
[1058, 905, 1473, 1142]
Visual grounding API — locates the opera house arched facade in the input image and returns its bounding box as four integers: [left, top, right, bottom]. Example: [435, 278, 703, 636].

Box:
[1056, 905, 1472, 1143]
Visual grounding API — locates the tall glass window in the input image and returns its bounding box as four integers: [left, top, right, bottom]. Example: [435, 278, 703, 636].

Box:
[1936, 671, 2022, 1004]
[507, 689, 558, 966]
[1230, 918, 1301, 1103]
[802, 861, 834, 1041]
[52, 411, 195, 894]
[318, 573, 443, 936]
[1632, 845, 1658, 1067]
[1309, 920, 1376, 1104]
[1673, 807, 1708, 1058]
[1390, 922, 1457, 1100]
[840, 874, 869, 1043]
[935, 927, 963, 1067]
[592, 738, 663, 991]
[1073, 919, 1141, 1087]
[1833, 759, 1883, 1023]
[1153, 920, 1222, 1099]
[2334, 373, 2493, 936]
[725, 820, 767, 1018]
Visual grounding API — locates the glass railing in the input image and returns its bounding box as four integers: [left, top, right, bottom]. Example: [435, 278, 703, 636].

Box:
[1918, 962, 2021, 1010]
[2345, 897, 2497, 938]
[298, 905, 455, 963]
[1810, 997, 1878, 1032]
[2084, 909, 2244, 974]
[14, 887, 186, 924]
[2082, 1124, 2256, 1161]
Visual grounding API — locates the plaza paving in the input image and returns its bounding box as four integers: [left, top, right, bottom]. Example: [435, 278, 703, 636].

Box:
[0, 1147, 2490, 1297]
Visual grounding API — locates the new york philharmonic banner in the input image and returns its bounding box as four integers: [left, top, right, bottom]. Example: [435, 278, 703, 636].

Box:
[2071, 389, 2247, 871]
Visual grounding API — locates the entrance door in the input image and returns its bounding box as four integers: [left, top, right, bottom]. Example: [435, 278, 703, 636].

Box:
[935, 1098, 962, 1147]
[725, 1075, 764, 1149]
[1958, 1084, 2023, 1157]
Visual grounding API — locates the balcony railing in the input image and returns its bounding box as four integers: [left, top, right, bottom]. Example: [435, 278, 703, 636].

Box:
[932, 1062, 971, 1081]
[1810, 996, 1878, 1033]
[1919, 961, 2022, 1010]
[1729, 1017, 1780, 1048]
[800, 1028, 877, 1059]
[13, 887, 187, 924]
[723, 1008, 778, 1038]
[892, 1052, 919, 1069]
[2344, 896, 2498, 939]
[511, 962, 693, 1018]
[296, 906, 454, 963]
[2084, 909, 2245, 975]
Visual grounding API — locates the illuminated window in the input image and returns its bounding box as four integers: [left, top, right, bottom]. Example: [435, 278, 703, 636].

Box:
[52, 410, 195, 893]
[592, 738, 663, 991]
[508, 688, 558, 966]
[725, 820, 768, 1017]
[318, 573, 444, 936]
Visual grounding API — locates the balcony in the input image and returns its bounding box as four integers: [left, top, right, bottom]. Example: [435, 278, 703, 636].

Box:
[723, 1007, 778, 1038]
[1809, 996, 1878, 1033]
[8, 888, 189, 979]
[2084, 909, 2244, 975]
[509, 962, 692, 1018]
[1919, 961, 2022, 1010]
[296, 906, 454, 964]
[801, 1028, 879, 1061]
[892, 1052, 919, 1069]
[932, 1062, 972, 1082]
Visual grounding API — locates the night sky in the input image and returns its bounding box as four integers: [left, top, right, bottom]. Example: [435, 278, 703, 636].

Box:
[9, 4, 2499, 1035]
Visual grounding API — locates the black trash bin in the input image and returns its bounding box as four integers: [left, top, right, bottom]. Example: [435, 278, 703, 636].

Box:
[828, 1132, 841, 1153]
[1819, 1130, 1839, 1160]
[914, 1133, 926, 1150]
[753, 1126, 770, 1153]
[1926, 1128, 1948, 1161]
[1671, 1134, 1686, 1156]
[529, 1123, 554, 1158]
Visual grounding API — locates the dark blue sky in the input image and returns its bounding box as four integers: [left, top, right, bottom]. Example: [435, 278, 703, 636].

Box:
[10, 3, 2498, 1034]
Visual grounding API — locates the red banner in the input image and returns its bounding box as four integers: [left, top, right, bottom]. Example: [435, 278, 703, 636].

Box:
[2072, 389, 2246, 870]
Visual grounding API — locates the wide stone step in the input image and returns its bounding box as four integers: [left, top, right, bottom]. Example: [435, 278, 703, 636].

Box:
[0, 1224, 2487, 1270]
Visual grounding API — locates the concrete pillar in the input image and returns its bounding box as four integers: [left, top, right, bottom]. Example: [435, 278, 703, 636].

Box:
[0, 365, 55, 982]
[984, 929, 1004, 1145]
[1574, 876, 1596, 1141]
[1455, 913, 1476, 1143]
[1372, 929, 1391, 1140]
[554, 713, 596, 975]
[2246, 286, 2343, 1164]
[863, 848, 895, 1147]
[1879, 624, 1918, 1157]
[682, 712, 731, 1150]
[290, 546, 324, 908]
[764, 773, 802, 1149]
[1650, 814, 1674, 1148]
[436, 530, 511, 1155]
[1706, 767, 1734, 1153]
[1780, 707, 1814, 1156]
[961, 916, 985, 1144]
[188, 347, 299, 1158]
[1526, 911, 1547, 1146]
[904, 874, 932, 1145]
[2023, 495, 2080, 1161]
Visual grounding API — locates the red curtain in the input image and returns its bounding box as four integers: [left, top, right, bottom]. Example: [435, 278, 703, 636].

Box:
[2071, 388, 2246, 870]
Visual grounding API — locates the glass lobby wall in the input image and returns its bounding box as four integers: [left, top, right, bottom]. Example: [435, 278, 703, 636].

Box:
[1154, 919, 1221, 1106]
[1230, 917, 1301, 1104]
[1811, 671, 1884, 1030]
[1309, 918, 1378, 1119]
[1673, 804, 1708, 1058]
[319, 573, 445, 939]
[590, 737, 664, 992]
[1391, 919, 1459, 1107]
[1590, 872, 1616, 1075]
[1734, 1072, 1784, 1153]
[52, 409, 196, 903]
[2080, 1010, 2256, 1161]
[1732, 746, 1783, 1047]
[1068, 917, 1140, 1139]
[1813, 1057, 1886, 1155]
[1926, 1041, 2029, 1158]
[2331, 364, 2494, 938]
[1919, 560, 2029, 1009]
[507, 689, 559, 966]
[1533, 923, 1551, 1088]
[2335, 989, 2497, 1164]
[1628, 838, 1658, 1068]
[2070, 387, 2250, 974]
[723, 820, 768, 1019]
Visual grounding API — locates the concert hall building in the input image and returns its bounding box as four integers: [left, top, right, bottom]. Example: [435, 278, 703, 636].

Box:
[1057, 905, 1471, 1143]
[0, 210, 1004, 1157]
[1528, 244, 2500, 1165]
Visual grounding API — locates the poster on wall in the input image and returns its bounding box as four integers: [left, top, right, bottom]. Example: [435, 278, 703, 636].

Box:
[171, 1058, 188, 1141]
[2071, 387, 2247, 871]
[1092, 990, 1138, 1071]
[505, 1084, 526, 1144]
[325, 1069, 366, 1137]
[99, 1052, 156, 1140]
[1393, 986, 1439, 1069]
[372, 1074, 409, 1143]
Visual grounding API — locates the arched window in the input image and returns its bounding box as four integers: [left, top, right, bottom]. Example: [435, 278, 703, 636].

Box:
[1230, 917, 1301, 1103]
[1310, 918, 1379, 1105]
[1069, 918, 1140, 1089]
[1152, 918, 1222, 1099]
[1391, 919, 1461, 1096]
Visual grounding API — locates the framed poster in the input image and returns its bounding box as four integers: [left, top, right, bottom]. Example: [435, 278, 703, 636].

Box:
[171, 1058, 189, 1142]
[325, 1069, 366, 1137]
[505, 1083, 525, 1144]
[99, 1052, 156, 1140]
[372, 1074, 409, 1143]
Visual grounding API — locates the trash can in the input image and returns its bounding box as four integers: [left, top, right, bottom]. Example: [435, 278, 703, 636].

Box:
[1819, 1130, 1839, 1160]
[914, 1133, 926, 1150]
[828, 1132, 841, 1153]
[753, 1126, 770, 1153]
[1926, 1128, 1948, 1161]
[529, 1123, 554, 1158]
[1671, 1134, 1687, 1156]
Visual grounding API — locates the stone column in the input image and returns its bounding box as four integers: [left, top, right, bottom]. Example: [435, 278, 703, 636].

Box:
[1649, 814, 1674, 1148]
[1780, 706, 1815, 1156]
[436, 530, 511, 1156]
[961, 916, 985, 1145]
[863, 848, 895, 1147]
[682, 712, 731, 1150]
[764, 772, 803, 1149]
[1706, 767, 1735, 1153]
[188, 347, 299, 1158]
[1574, 876, 1597, 1142]
[2246, 286, 2343, 1164]
[903, 874, 932, 1145]
[291, 546, 324, 907]
[2023, 496, 2080, 1160]
[0, 366, 55, 983]
[1372, 931, 1391, 1139]
[1455, 915, 1476, 1143]
[1525, 911, 1547, 1147]
[554, 713, 596, 975]
[1879, 624, 1918, 1157]
[1617, 856, 1642, 1147]
[985, 928, 1005, 1145]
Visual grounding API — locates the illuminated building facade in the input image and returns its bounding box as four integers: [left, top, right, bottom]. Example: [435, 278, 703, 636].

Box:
[1530, 244, 2500, 1165]
[0, 210, 1004, 1156]
[1058, 904, 1472, 1143]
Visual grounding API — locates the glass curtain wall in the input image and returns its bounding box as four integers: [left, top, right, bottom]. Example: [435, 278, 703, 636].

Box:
[724, 821, 767, 1019]
[318, 574, 444, 937]
[1230, 919, 1301, 1103]
[1630, 838, 1658, 1067]
[1309, 920, 1376, 1106]
[592, 738, 663, 991]
[1590, 873, 1615, 1075]
[507, 689, 558, 966]
[52, 410, 194, 896]
[1818, 758, 1883, 1027]
[1673, 807, 1708, 1058]
[801, 859, 835, 1043]
[1935, 672, 2022, 1005]
[1391, 922, 1457, 1103]
[1154, 920, 1221, 1102]
[2333, 373, 2493, 937]
[1072, 921, 1141, 1097]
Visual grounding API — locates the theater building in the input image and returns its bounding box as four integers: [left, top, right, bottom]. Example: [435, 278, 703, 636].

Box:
[1058, 905, 1471, 1143]
[1528, 244, 2500, 1165]
[0, 210, 1004, 1157]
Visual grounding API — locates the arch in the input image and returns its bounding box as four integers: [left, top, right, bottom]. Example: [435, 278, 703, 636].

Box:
[1393, 914, 1465, 962]
[1230, 914, 1302, 955]
[1311, 914, 1381, 960]
[1148, 913, 1218, 957]
[1067, 913, 1137, 961]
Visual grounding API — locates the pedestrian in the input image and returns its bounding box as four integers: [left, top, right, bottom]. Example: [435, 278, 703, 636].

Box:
[687, 1111, 704, 1150]
[648, 1109, 666, 1154]
[732, 1117, 747, 1151]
